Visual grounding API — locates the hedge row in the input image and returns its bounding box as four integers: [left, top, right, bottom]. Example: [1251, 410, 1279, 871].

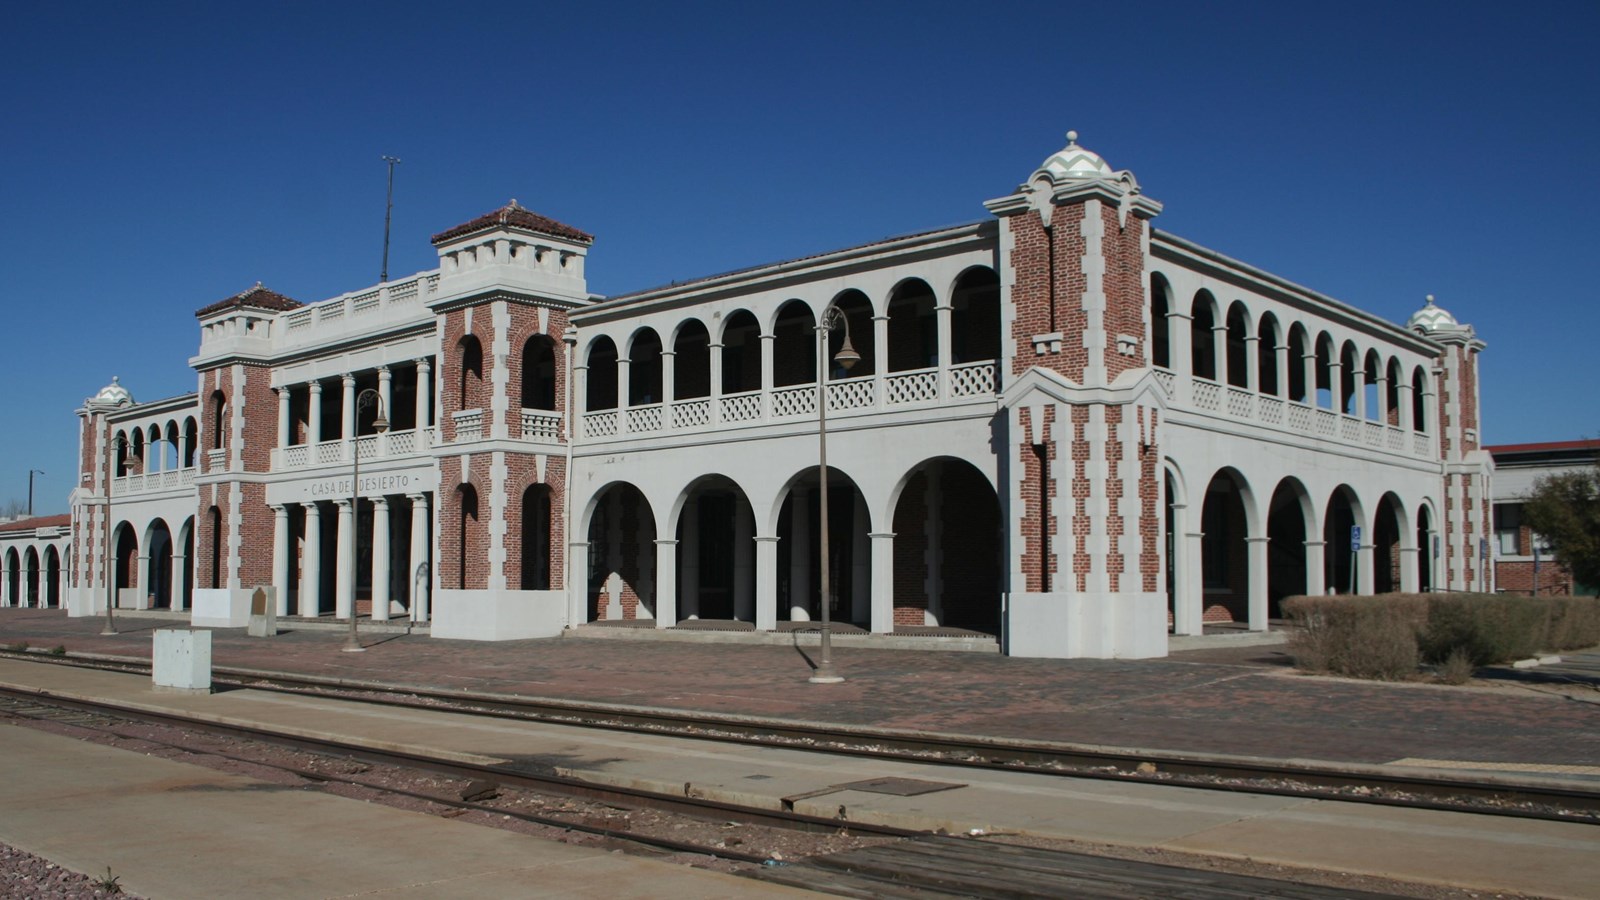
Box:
[1281, 593, 1600, 680]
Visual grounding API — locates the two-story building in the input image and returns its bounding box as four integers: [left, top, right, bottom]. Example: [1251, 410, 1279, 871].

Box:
[52, 134, 1494, 657]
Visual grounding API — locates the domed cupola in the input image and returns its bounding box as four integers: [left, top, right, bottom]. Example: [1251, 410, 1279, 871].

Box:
[1032, 131, 1116, 183]
[1406, 294, 1480, 347]
[92, 376, 134, 407]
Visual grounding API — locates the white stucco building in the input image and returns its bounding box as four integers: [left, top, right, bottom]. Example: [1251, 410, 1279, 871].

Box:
[32, 134, 1495, 657]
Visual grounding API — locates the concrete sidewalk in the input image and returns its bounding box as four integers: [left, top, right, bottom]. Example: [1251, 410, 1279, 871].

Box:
[4, 657, 1599, 899]
[0, 718, 809, 899]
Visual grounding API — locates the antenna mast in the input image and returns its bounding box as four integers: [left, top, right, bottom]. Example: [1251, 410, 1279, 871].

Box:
[380, 155, 401, 282]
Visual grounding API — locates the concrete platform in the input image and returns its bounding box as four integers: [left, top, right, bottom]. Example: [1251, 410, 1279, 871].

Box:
[0, 714, 808, 899]
[2, 658, 1598, 899]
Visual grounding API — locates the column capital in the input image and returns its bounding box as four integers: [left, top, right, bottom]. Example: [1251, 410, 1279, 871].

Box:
[868, 532, 896, 540]
[753, 535, 781, 543]
[1244, 536, 1271, 544]
[415, 357, 431, 370]
[309, 380, 323, 394]
[378, 365, 392, 377]
[333, 498, 354, 510]
[654, 539, 680, 547]
[342, 373, 356, 386]
[371, 496, 390, 509]
[407, 493, 430, 504]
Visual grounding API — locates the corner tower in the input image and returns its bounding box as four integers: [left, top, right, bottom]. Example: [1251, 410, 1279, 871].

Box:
[985, 133, 1168, 658]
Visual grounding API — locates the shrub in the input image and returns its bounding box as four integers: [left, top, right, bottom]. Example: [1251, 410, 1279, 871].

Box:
[1420, 593, 1548, 665]
[1437, 646, 1475, 685]
[1546, 596, 1600, 652]
[1283, 594, 1426, 680]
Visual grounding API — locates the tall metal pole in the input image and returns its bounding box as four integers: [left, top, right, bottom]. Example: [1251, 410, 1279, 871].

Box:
[27, 469, 43, 517]
[809, 305, 856, 684]
[380, 156, 401, 283]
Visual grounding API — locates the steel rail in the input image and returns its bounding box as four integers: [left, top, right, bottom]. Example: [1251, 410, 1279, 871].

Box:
[3, 648, 1597, 823]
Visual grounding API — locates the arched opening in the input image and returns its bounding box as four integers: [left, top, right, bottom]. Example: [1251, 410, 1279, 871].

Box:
[1411, 366, 1429, 431]
[454, 484, 481, 591]
[1314, 333, 1335, 409]
[520, 484, 552, 591]
[674, 476, 757, 623]
[1164, 470, 1178, 628]
[1287, 324, 1309, 403]
[521, 335, 558, 410]
[1374, 493, 1405, 594]
[627, 327, 664, 406]
[164, 421, 181, 471]
[178, 516, 195, 611]
[1225, 303, 1250, 388]
[1267, 480, 1311, 618]
[672, 320, 711, 400]
[1417, 506, 1435, 592]
[1190, 292, 1218, 381]
[207, 507, 222, 588]
[457, 335, 484, 411]
[1200, 470, 1250, 622]
[1363, 350, 1383, 422]
[1257, 314, 1281, 396]
[1385, 358, 1403, 426]
[4, 549, 19, 606]
[115, 524, 139, 599]
[1339, 341, 1359, 415]
[115, 430, 132, 474]
[1323, 487, 1360, 594]
[23, 547, 40, 607]
[147, 519, 173, 609]
[720, 310, 762, 396]
[44, 546, 61, 608]
[209, 391, 227, 450]
[887, 279, 937, 373]
[951, 267, 1000, 366]
[777, 467, 869, 627]
[891, 458, 1002, 634]
[772, 300, 815, 387]
[585, 336, 619, 411]
[585, 483, 656, 622]
[1150, 274, 1173, 369]
[183, 418, 198, 467]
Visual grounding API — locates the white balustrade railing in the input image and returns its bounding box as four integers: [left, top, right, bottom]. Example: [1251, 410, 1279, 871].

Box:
[387, 430, 417, 455]
[949, 361, 996, 397]
[268, 431, 432, 471]
[1315, 409, 1338, 437]
[180, 467, 197, 486]
[351, 289, 380, 314]
[520, 410, 562, 441]
[206, 448, 227, 469]
[315, 442, 344, 466]
[111, 467, 200, 496]
[1259, 396, 1284, 425]
[1387, 427, 1405, 451]
[626, 404, 664, 433]
[268, 274, 437, 347]
[771, 385, 815, 418]
[828, 378, 874, 410]
[1192, 379, 1220, 411]
[584, 410, 618, 437]
[283, 445, 310, 468]
[1340, 416, 1361, 442]
[1287, 402, 1312, 432]
[671, 399, 710, 428]
[1152, 368, 1175, 397]
[885, 368, 938, 405]
[721, 391, 761, 423]
[1414, 433, 1432, 457]
[1364, 421, 1383, 447]
[453, 410, 483, 442]
[354, 434, 379, 461]
[1225, 387, 1253, 419]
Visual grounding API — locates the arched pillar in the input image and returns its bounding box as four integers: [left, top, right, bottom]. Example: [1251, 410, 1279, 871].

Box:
[754, 535, 780, 631]
[1246, 536, 1270, 631]
[409, 494, 430, 622]
[1304, 540, 1327, 595]
[869, 532, 894, 633]
[654, 539, 678, 629]
[335, 498, 354, 619]
[371, 496, 391, 621]
[302, 502, 322, 617]
[272, 504, 290, 617]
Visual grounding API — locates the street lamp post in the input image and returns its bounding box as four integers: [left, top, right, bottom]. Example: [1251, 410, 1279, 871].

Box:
[809, 303, 860, 684]
[345, 389, 389, 652]
[27, 469, 44, 517]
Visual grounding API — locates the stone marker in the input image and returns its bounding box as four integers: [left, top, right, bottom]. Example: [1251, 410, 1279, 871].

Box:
[247, 586, 278, 638]
[152, 629, 211, 694]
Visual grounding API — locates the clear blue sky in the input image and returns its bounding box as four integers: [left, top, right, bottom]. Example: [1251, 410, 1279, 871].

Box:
[3, 1, 1596, 513]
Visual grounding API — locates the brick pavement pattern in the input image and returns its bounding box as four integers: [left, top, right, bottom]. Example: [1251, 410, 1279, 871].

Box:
[2, 609, 1596, 769]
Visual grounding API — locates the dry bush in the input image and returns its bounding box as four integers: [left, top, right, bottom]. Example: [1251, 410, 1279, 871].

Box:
[1421, 593, 1547, 665]
[1436, 646, 1476, 685]
[1283, 594, 1426, 680]
[1546, 596, 1600, 651]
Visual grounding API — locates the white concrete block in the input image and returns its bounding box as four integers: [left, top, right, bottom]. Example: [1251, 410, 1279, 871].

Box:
[431, 589, 566, 641]
[191, 588, 251, 628]
[152, 629, 211, 693]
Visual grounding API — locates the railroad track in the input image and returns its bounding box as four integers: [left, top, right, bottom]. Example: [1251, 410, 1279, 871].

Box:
[0, 686, 1412, 899]
[3, 646, 1598, 825]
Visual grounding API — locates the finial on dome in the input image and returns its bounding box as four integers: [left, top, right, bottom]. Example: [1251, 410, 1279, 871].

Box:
[1424, 294, 1435, 306]
[1066, 130, 1079, 145]
[254, 281, 263, 289]
[509, 198, 521, 208]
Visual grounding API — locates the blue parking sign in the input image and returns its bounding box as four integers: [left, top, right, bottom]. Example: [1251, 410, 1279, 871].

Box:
[1350, 525, 1361, 552]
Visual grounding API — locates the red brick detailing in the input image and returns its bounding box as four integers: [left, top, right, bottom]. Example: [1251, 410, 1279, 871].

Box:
[1138, 407, 1161, 593]
[501, 305, 571, 441]
[502, 454, 567, 590]
[1104, 405, 1124, 592]
[1100, 205, 1148, 382]
[437, 456, 491, 591]
[1070, 405, 1090, 592]
[439, 309, 493, 440]
[1460, 347, 1479, 452]
[1017, 406, 1058, 593]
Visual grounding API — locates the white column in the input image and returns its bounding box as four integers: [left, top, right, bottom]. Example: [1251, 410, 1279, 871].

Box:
[615, 358, 631, 435]
[851, 495, 870, 625]
[1181, 530, 1205, 635]
[922, 467, 943, 625]
[755, 535, 779, 630]
[341, 374, 356, 450]
[335, 498, 354, 620]
[654, 539, 678, 629]
[276, 386, 291, 449]
[377, 367, 393, 448]
[1357, 542, 1376, 595]
[371, 497, 390, 621]
[935, 301, 953, 399]
[1328, 360, 1344, 413]
[409, 494, 430, 622]
[1, 556, 11, 607]
[1168, 502, 1195, 635]
[1274, 342, 1290, 397]
[1376, 373, 1390, 424]
[415, 359, 432, 433]
[759, 333, 775, 420]
[661, 350, 676, 407]
[1399, 545, 1420, 593]
[302, 503, 322, 616]
[1399, 381, 1415, 432]
[871, 315, 889, 406]
[1243, 336, 1260, 392]
[707, 344, 724, 426]
[1354, 364, 1367, 420]
[869, 532, 894, 634]
[1304, 540, 1327, 595]
[1211, 324, 1226, 382]
[1301, 353, 1317, 408]
[272, 505, 290, 617]
[789, 488, 810, 621]
[1169, 312, 1193, 403]
[308, 380, 324, 445]
[568, 540, 589, 625]
[1246, 536, 1269, 631]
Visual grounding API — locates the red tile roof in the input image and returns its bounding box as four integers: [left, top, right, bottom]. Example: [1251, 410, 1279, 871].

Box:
[195, 283, 302, 318]
[431, 200, 593, 246]
[0, 514, 70, 533]
[1485, 439, 1600, 454]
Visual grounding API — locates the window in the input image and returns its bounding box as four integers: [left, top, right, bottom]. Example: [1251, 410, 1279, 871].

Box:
[1493, 503, 1522, 556]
